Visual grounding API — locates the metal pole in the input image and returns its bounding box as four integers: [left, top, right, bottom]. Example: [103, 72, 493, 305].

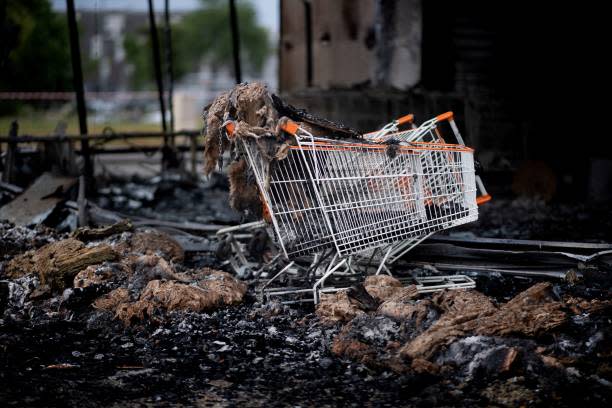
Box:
[229, 0, 242, 84]
[303, 0, 313, 87]
[2, 121, 18, 184]
[147, 0, 169, 169]
[66, 0, 93, 180]
[78, 175, 88, 227]
[164, 0, 175, 140]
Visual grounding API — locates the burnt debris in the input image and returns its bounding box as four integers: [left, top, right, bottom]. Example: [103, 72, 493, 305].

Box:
[1, 88, 612, 406]
[1, 179, 611, 406]
[202, 82, 364, 217]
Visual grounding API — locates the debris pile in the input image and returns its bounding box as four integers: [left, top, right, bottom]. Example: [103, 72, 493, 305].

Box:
[6, 238, 117, 292]
[1, 178, 612, 405]
[1, 220, 60, 256]
[1, 221, 247, 325]
[95, 268, 246, 325]
[318, 274, 612, 403]
[95, 174, 240, 225]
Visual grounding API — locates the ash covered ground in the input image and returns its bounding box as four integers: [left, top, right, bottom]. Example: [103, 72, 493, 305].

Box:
[1, 175, 611, 407]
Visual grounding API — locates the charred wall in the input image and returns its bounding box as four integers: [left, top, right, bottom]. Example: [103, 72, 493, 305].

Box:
[279, 0, 608, 201]
[280, 0, 421, 91]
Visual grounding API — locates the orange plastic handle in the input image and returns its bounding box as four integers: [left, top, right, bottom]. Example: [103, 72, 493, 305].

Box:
[280, 119, 299, 135]
[435, 111, 454, 122]
[396, 114, 414, 126]
[476, 194, 492, 205]
[223, 121, 236, 138]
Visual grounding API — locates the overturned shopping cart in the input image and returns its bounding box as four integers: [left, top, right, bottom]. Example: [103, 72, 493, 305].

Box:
[220, 112, 489, 303]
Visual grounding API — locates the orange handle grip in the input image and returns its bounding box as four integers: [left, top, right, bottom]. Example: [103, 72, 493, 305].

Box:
[223, 120, 236, 138]
[396, 114, 414, 126]
[435, 111, 454, 122]
[280, 118, 299, 135]
[476, 194, 492, 205]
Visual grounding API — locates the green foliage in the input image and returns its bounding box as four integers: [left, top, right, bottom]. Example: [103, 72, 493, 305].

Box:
[123, 26, 155, 90]
[124, 0, 270, 89]
[0, 0, 72, 92]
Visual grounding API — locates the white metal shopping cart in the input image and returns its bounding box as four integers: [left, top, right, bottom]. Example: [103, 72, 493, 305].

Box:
[220, 111, 489, 303]
[362, 112, 491, 267]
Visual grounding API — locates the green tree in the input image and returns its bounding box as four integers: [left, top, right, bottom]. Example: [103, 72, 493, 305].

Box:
[124, 0, 270, 89]
[0, 0, 71, 92]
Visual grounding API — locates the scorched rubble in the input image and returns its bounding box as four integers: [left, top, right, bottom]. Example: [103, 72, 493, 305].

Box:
[1, 224, 238, 321]
[1, 208, 611, 405]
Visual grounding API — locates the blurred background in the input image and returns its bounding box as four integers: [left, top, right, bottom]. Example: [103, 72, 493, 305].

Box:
[1, 0, 278, 133]
[1, 0, 609, 202]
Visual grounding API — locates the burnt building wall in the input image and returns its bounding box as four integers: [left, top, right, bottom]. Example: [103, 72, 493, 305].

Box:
[280, 0, 421, 91]
[278, 0, 608, 201]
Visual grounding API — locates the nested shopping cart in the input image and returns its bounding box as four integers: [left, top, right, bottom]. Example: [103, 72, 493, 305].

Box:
[361, 112, 491, 267]
[221, 111, 489, 303]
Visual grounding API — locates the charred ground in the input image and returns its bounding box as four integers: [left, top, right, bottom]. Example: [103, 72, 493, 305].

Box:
[1, 175, 611, 407]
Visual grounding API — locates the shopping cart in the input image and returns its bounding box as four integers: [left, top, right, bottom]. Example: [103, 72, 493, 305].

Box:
[221, 111, 488, 302]
[362, 112, 491, 267]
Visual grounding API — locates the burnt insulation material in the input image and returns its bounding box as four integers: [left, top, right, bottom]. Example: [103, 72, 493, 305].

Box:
[227, 159, 262, 218]
[202, 82, 363, 215]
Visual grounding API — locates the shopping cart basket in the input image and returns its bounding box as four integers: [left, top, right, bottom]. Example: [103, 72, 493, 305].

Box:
[361, 112, 491, 267]
[222, 112, 486, 301]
